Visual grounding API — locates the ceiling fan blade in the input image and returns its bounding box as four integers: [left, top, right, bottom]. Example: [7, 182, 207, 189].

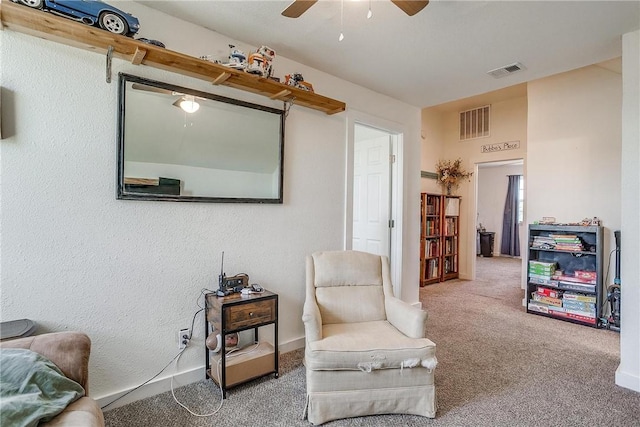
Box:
[391, 0, 429, 16]
[281, 0, 318, 18]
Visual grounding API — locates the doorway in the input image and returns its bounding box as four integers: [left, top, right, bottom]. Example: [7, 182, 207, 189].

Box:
[346, 118, 403, 296]
[474, 159, 524, 283]
[352, 125, 393, 257]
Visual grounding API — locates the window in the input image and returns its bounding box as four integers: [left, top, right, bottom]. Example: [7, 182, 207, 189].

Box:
[517, 175, 524, 223]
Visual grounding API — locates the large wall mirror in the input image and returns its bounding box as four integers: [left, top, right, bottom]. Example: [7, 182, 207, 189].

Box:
[117, 73, 285, 203]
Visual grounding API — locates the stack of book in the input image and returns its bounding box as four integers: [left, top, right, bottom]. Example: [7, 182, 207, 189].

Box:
[531, 286, 562, 307]
[425, 259, 439, 279]
[425, 239, 439, 257]
[528, 261, 557, 285]
[547, 292, 597, 324]
[444, 218, 457, 235]
[551, 270, 596, 293]
[549, 234, 584, 251]
[531, 235, 555, 249]
[528, 288, 597, 324]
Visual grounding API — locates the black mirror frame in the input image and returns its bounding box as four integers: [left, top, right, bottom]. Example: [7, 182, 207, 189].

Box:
[116, 73, 285, 204]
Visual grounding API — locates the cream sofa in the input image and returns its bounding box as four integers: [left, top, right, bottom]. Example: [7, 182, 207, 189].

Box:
[303, 250, 437, 425]
[0, 331, 105, 427]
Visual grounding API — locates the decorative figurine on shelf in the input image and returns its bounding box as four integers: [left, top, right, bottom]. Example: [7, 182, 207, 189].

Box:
[220, 44, 247, 70]
[199, 55, 220, 63]
[284, 73, 314, 92]
[246, 46, 276, 78]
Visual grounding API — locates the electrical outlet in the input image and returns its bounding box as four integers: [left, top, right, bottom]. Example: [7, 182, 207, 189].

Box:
[178, 328, 190, 350]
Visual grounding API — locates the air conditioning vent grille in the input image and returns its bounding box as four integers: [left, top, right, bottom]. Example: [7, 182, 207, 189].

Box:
[487, 62, 526, 79]
[459, 105, 490, 141]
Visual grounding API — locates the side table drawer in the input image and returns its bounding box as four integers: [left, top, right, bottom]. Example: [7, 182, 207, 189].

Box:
[224, 299, 276, 331]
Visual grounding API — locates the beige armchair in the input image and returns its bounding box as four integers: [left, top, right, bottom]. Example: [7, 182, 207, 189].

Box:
[303, 250, 437, 425]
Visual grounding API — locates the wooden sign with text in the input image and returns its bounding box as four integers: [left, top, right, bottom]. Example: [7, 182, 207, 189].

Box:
[481, 141, 520, 153]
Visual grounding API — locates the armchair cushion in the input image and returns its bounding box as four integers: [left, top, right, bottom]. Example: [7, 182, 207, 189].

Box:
[306, 321, 436, 371]
[315, 286, 385, 324]
[312, 251, 383, 288]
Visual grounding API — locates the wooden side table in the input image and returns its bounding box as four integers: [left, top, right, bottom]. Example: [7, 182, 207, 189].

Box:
[205, 290, 278, 397]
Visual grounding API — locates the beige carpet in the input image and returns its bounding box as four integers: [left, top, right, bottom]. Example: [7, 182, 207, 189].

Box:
[104, 256, 640, 426]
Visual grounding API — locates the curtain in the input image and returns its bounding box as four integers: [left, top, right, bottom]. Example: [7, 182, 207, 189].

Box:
[501, 175, 521, 256]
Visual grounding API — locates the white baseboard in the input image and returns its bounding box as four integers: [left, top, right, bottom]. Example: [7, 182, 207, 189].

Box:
[279, 336, 305, 353]
[98, 336, 306, 411]
[615, 365, 640, 392]
[411, 301, 422, 309]
[97, 364, 204, 411]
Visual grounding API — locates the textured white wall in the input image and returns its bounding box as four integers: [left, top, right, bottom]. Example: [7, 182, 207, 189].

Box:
[617, 29, 640, 393]
[0, 3, 421, 404]
[527, 64, 622, 267]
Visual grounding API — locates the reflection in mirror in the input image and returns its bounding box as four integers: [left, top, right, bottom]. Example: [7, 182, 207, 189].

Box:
[117, 73, 285, 203]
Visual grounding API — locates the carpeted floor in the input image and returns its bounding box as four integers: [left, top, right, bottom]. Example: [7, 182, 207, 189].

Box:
[104, 256, 640, 426]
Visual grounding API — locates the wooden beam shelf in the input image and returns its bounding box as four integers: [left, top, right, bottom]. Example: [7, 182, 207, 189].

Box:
[0, 0, 346, 115]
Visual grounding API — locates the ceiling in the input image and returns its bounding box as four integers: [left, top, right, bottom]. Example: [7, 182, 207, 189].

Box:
[138, 1, 640, 108]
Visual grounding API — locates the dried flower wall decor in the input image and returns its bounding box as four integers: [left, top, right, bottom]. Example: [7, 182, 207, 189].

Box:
[435, 158, 473, 195]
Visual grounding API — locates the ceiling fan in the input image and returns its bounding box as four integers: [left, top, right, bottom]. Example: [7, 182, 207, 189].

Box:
[282, 0, 430, 18]
[132, 83, 203, 113]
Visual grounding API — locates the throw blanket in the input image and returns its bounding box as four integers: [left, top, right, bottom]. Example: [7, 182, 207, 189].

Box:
[0, 349, 84, 427]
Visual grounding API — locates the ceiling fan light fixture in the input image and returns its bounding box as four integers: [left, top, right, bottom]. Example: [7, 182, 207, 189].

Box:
[179, 96, 200, 113]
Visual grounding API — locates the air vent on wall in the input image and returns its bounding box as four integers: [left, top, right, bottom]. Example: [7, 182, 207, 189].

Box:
[460, 105, 490, 141]
[487, 62, 526, 78]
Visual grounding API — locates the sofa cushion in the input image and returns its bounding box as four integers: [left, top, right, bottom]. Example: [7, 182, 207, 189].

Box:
[41, 397, 105, 427]
[305, 321, 436, 371]
[0, 349, 85, 427]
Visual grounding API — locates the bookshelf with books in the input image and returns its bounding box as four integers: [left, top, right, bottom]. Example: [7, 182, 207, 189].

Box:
[420, 193, 461, 285]
[526, 224, 603, 327]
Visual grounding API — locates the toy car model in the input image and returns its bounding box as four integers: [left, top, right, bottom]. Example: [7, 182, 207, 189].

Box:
[12, 0, 140, 36]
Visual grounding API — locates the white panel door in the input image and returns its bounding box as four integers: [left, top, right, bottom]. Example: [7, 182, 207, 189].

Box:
[352, 134, 391, 258]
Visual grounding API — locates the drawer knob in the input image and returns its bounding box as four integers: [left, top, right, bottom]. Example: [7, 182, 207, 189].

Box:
[249, 312, 254, 317]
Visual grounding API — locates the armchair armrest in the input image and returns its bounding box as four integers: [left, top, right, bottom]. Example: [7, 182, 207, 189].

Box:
[302, 299, 323, 343]
[304, 254, 323, 342]
[0, 331, 91, 391]
[385, 296, 427, 339]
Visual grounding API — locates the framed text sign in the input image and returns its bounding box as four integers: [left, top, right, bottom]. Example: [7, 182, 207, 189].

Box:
[481, 140, 520, 153]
